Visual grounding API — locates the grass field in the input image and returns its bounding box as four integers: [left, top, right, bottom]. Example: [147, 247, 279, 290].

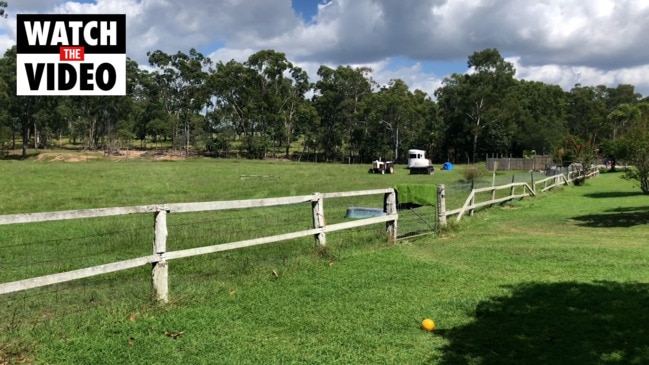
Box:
[1, 156, 648, 364]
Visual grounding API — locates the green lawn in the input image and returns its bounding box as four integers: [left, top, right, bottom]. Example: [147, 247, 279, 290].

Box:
[1, 158, 647, 364]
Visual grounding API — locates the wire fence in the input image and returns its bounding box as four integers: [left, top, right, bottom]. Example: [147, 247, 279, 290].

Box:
[443, 170, 552, 211]
[2, 168, 564, 332]
[0, 192, 400, 332]
[397, 205, 437, 239]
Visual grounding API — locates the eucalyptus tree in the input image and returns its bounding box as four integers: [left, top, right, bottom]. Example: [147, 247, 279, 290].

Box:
[465, 49, 516, 161]
[509, 80, 568, 156]
[278, 65, 310, 158]
[130, 63, 171, 147]
[602, 102, 649, 171]
[435, 48, 516, 163]
[607, 103, 640, 140]
[358, 79, 434, 163]
[408, 89, 442, 161]
[53, 97, 76, 143]
[313, 65, 373, 162]
[148, 48, 212, 155]
[356, 91, 392, 162]
[566, 84, 607, 144]
[244, 50, 310, 158]
[604, 84, 641, 110]
[209, 59, 260, 156]
[435, 73, 472, 162]
[0, 45, 39, 158]
[619, 106, 649, 192]
[124, 57, 154, 148]
[292, 99, 320, 161]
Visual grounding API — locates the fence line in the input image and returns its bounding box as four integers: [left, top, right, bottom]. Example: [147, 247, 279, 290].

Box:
[0, 188, 397, 302]
[486, 155, 554, 171]
[0, 168, 601, 301]
[440, 182, 535, 223]
[438, 167, 600, 225]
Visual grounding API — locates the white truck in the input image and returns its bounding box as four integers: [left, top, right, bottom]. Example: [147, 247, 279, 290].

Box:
[407, 149, 434, 175]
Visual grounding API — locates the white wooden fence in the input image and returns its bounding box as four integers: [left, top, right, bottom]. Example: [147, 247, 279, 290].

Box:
[0, 189, 397, 302]
[437, 168, 600, 225]
[0, 167, 600, 303]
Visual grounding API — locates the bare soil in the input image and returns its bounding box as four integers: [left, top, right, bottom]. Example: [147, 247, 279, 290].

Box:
[29, 149, 189, 162]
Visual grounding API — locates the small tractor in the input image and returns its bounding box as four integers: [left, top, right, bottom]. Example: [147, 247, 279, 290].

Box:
[407, 149, 434, 175]
[369, 159, 395, 174]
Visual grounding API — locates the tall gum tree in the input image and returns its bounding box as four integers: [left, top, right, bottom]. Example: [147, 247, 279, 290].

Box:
[313, 65, 373, 162]
[435, 48, 516, 163]
[148, 49, 211, 155]
[359, 79, 429, 163]
[244, 50, 309, 158]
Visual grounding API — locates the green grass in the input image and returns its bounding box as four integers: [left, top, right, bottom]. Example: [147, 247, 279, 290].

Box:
[1, 159, 648, 364]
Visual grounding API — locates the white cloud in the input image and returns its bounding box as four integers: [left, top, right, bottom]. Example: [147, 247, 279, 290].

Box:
[369, 61, 444, 97]
[3, 0, 649, 96]
[510, 56, 649, 95]
[206, 47, 255, 65]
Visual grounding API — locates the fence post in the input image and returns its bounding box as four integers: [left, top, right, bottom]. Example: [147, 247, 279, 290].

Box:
[384, 189, 397, 242]
[437, 184, 447, 228]
[312, 193, 326, 246]
[152, 208, 168, 303]
[510, 175, 516, 197]
[530, 171, 535, 194]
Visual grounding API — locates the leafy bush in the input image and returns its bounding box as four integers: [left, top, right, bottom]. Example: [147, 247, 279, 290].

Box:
[462, 165, 486, 182]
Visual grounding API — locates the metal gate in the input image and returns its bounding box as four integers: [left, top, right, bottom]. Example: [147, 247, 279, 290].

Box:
[396, 203, 437, 239]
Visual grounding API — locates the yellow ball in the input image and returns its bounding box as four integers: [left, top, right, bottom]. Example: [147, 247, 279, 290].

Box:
[421, 318, 435, 331]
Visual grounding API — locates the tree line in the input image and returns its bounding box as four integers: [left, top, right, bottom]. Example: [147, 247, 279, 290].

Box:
[1, 46, 648, 168]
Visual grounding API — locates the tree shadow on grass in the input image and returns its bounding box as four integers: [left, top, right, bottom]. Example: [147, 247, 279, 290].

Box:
[432, 281, 649, 365]
[571, 208, 649, 228]
[0, 154, 29, 161]
[583, 191, 646, 199]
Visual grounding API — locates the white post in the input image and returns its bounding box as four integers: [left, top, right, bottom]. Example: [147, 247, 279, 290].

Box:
[437, 184, 447, 228]
[384, 190, 397, 241]
[152, 208, 168, 303]
[312, 193, 326, 246]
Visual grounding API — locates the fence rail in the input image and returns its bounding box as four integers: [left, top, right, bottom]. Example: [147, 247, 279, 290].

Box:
[438, 167, 600, 225]
[0, 189, 397, 302]
[440, 182, 535, 223]
[0, 168, 601, 302]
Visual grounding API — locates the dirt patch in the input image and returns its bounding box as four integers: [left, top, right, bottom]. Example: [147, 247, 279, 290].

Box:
[141, 150, 187, 161]
[30, 150, 189, 162]
[35, 152, 103, 162]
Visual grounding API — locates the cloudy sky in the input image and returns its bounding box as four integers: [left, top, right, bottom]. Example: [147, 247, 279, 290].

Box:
[4, 0, 649, 97]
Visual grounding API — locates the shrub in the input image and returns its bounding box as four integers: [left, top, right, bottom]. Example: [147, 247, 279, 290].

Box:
[462, 165, 486, 182]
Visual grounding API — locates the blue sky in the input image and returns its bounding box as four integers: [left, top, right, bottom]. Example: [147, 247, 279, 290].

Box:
[4, 0, 649, 97]
[292, 0, 321, 22]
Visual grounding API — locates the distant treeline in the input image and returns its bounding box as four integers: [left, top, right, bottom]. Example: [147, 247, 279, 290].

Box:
[1, 47, 647, 164]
